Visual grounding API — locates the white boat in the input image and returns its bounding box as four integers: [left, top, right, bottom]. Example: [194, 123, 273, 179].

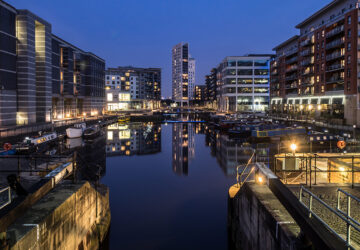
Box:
[66, 123, 86, 138]
[66, 137, 84, 149]
[23, 132, 58, 146]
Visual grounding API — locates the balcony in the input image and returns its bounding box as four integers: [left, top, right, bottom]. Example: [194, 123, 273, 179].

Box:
[270, 78, 279, 83]
[271, 70, 278, 76]
[302, 69, 314, 76]
[285, 83, 297, 89]
[326, 25, 344, 38]
[285, 75, 297, 81]
[285, 48, 298, 57]
[300, 39, 312, 47]
[326, 64, 344, 72]
[300, 59, 314, 67]
[325, 38, 345, 50]
[300, 49, 312, 57]
[326, 52, 344, 61]
[286, 66, 298, 73]
[286, 57, 298, 64]
[326, 76, 344, 84]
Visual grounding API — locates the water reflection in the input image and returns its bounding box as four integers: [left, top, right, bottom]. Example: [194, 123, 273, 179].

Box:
[172, 123, 195, 176]
[106, 123, 161, 157]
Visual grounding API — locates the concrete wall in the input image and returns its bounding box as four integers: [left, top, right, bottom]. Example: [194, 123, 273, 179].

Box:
[6, 181, 110, 250]
[228, 183, 301, 250]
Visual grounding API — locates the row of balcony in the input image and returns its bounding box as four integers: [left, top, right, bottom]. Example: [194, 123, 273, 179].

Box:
[300, 48, 313, 57]
[286, 57, 298, 64]
[300, 38, 313, 47]
[326, 51, 344, 61]
[325, 37, 345, 50]
[326, 64, 344, 72]
[286, 75, 297, 81]
[326, 76, 344, 84]
[286, 65, 298, 73]
[300, 58, 314, 67]
[285, 48, 298, 57]
[326, 25, 344, 39]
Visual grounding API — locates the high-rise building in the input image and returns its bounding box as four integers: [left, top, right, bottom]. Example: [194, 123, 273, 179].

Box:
[172, 42, 195, 106]
[205, 68, 218, 109]
[217, 55, 274, 112]
[270, 0, 360, 126]
[194, 85, 206, 104]
[188, 57, 196, 101]
[0, 0, 105, 126]
[105, 67, 161, 111]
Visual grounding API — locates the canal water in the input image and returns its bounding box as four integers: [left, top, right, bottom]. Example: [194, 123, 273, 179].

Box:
[102, 122, 236, 250]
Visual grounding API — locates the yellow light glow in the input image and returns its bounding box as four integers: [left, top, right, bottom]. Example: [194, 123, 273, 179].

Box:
[339, 167, 345, 172]
[66, 113, 71, 118]
[290, 143, 297, 151]
[300, 105, 304, 110]
[308, 104, 313, 110]
[258, 176, 263, 183]
[83, 112, 86, 117]
[317, 105, 322, 111]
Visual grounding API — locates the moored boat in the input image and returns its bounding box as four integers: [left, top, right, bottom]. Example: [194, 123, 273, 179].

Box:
[83, 125, 101, 139]
[66, 123, 86, 138]
[17, 132, 58, 153]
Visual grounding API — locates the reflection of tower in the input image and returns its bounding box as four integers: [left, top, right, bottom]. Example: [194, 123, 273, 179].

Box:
[172, 123, 194, 176]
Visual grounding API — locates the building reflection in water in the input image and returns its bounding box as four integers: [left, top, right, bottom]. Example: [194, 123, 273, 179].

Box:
[202, 125, 275, 177]
[172, 123, 195, 176]
[106, 122, 161, 157]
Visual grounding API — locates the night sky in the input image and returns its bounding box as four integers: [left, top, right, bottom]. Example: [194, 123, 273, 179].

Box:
[8, 0, 330, 98]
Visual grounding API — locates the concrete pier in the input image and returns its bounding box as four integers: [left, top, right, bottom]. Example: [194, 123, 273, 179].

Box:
[228, 182, 302, 250]
[5, 181, 110, 250]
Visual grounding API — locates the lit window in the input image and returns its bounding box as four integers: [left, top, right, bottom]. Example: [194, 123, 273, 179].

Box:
[107, 93, 113, 101]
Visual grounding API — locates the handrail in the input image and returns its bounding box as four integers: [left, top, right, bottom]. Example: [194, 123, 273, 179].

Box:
[0, 186, 11, 210]
[236, 150, 256, 187]
[337, 189, 360, 229]
[300, 186, 360, 248]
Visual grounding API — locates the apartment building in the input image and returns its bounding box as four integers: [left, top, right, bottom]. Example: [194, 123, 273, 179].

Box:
[172, 42, 195, 106]
[194, 85, 206, 105]
[0, 0, 105, 126]
[105, 67, 161, 111]
[217, 55, 274, 112]
[205, 68, 218, 109]
[270, 0, 360, 126]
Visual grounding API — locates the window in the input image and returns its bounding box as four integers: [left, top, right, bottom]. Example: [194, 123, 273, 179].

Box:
[237, 60, 253, 66]
[348, 55, 351, 64]
[238, 87, 252, 93]
[225, 78, 236, 84]
[238, 69, 253, 75]
[254, 69, 269, 76]
[347, 69, 351, 77]
[348, 29, 351, 38]
[228, 60, 236, 67]
[107, 93, 113, 101]
[254, 60, 268, 67]
[347, 42, 351, 51]
[238, 78, 252, 85]
[348, 16, 351, 24]
[227, 69, 236, 75]
[254, 87, 269, 93]
[254, 78, 269, 84]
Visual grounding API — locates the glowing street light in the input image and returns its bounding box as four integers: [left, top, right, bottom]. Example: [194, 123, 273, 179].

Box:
[290, 143, 297, 155]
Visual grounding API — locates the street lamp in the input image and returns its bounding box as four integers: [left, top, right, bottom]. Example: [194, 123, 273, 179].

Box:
[353, 125, 356, 141]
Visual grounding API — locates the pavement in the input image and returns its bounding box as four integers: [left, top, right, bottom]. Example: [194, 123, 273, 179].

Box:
[289, 185, 360, 249]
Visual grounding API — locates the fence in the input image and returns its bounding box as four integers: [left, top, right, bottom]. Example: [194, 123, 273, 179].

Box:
[274, 154, 360, 188]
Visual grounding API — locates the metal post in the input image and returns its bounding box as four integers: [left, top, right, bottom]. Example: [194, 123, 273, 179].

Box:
[306, 158, 308, 186]
[310, 157, 312, 188]
[347, 195, 351, 246]
[309, 195, 313, 218]
[337, 190, 340, 210]
[352, 156, 354, 189]
[314, 154, 317, 185]
[299, 187, 303, 202]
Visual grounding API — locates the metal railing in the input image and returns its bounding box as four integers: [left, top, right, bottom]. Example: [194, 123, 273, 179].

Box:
[0, 186, 11, 210]
[236, 151, 256, 187]
[299, 186, 360, 249]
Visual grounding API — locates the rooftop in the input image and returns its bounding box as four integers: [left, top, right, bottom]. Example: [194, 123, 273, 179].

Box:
[295, 0, 344, 29]
[273, 35, 299, 51]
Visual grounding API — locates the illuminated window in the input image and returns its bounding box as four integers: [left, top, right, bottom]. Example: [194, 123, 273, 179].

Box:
[107, 93, 113, 101]
[107, 131, 113, 140]
[112, 76, 116, 80]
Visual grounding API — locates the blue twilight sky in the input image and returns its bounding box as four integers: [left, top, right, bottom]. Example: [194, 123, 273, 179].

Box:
[8, 0, 330, 98]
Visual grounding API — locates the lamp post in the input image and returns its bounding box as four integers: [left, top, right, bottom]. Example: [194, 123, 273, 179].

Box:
[353, 125, 356, 141]
[290, 143, 297, 156]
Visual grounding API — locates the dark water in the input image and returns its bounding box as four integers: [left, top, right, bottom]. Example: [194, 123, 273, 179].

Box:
[102, 123, 236, 250]
[76, 121, 354, 250]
